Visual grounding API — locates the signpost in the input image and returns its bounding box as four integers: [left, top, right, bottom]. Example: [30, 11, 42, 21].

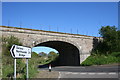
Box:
[14, 58, 16, 80]
[10, 45, 31, 58]
[10, 45, 31, 80]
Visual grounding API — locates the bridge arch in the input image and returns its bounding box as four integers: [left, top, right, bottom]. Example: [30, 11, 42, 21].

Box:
[33, 37, 81, 66]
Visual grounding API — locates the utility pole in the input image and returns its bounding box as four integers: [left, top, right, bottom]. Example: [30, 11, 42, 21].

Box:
[57, 26, 59, 32]
[40, 24, 42, 30]
[70, 28, 72, 34]
[49, 25, 51, 31]
[8, 20, 10, 27]
[86, 31, 88, 36]
[92, 32, 94, 37]
[97, 33, 99, 37]
[77, 29, 78, 34]
[20, 21, 22, 28]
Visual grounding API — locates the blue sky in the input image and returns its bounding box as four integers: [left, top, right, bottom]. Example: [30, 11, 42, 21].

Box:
[32, 46, 58, 54]
[2, 2, 118, 36]
[2, 2, 118, 54]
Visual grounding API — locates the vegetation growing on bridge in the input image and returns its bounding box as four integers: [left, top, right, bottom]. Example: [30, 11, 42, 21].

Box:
[81, 26, 120, 66]
[1, 36, 59, 79]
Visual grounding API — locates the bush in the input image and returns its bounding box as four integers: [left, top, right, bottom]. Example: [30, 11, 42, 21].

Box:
[2, 36, 26, 78]
[110, 52, 120, 57]
[84, 26, 120, 66]
[81, 52, 120, 66]
[2, 36, 41, 78]
[28, 52, 39, 78]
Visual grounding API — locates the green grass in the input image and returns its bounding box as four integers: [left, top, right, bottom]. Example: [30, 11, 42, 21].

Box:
[0, 59, 2, 78]
[81, 52, 120, 66]
[1, 36, 39, 79]
[2, 65, 14, 78]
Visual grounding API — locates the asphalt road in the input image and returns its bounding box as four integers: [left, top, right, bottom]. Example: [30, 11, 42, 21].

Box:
[39, 65, 120, 80]
[52, 65, 120, 72]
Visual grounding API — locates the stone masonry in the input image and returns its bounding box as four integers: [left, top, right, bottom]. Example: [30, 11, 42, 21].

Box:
[0, 26, 100, 64]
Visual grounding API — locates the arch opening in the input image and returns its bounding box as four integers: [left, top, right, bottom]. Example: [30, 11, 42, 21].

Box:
[35, 41, 80, 66]
[32, 46, 59, 65]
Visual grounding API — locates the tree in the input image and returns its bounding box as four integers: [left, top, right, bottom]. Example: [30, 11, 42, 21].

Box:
[39, 52, 47, 57]
[32, 52, 39, 58]
[2, 35, 22, 64]
[2, 35, 22, 51]
[48, 51, 59, 61]
[99, 26, 117, 39]
[116, 30, 120, 51]
[98, 26, 120, 53]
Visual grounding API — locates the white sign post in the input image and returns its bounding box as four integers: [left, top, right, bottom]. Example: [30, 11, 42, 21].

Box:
[14, 59, 16, 80]
[26, 59, 28, 80]
[10, 45, 31, 80]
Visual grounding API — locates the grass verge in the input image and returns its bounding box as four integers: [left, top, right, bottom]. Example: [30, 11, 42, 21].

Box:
[81, 52, 120, 66]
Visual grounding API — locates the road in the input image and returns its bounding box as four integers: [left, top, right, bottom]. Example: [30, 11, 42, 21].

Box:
[39, 65, 120, 80]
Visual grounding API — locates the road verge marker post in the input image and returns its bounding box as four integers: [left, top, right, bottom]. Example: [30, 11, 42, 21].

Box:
[49, 64, 52, 72]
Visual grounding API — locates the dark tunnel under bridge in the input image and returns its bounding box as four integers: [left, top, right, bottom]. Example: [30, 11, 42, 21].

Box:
[35, 41, 80, 66]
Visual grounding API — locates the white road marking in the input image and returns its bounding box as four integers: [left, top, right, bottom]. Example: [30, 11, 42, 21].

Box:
[72, 73, 79, 74]
[58, 72, 118, 78]
[55, 67, 86, 69]
[65, 72, 73, 74]
[97, 73, 106, 75]
[64, 72, 118, 75]
[80, 73, 87, 74]
[58, 72, 61, 80]
[80, 67, 85, 68]
[88, 73, 96, 75]
[108, 72, 117, 75]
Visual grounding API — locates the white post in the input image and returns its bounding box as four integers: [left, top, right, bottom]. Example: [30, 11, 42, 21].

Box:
[49, 64, 51, 72]
[14, 58, 16, 80]
[26, 59, 29, 80]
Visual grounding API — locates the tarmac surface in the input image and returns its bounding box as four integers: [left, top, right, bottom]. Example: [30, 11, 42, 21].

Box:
[38, 64, 120, 80]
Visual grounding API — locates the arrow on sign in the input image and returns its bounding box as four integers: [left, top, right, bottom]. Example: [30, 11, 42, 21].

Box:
[10, 45, 16, 58]
[10, 45, 31, 58]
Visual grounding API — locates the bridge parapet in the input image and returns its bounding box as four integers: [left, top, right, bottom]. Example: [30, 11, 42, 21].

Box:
[1, 26, 101, 64]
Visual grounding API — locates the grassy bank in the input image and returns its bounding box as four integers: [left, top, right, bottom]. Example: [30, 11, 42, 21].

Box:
[1, 36, 39, 79]
[81, 52, 120, 66]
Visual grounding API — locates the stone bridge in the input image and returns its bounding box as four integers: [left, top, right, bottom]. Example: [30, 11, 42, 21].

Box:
[0, 26, 100, 66]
